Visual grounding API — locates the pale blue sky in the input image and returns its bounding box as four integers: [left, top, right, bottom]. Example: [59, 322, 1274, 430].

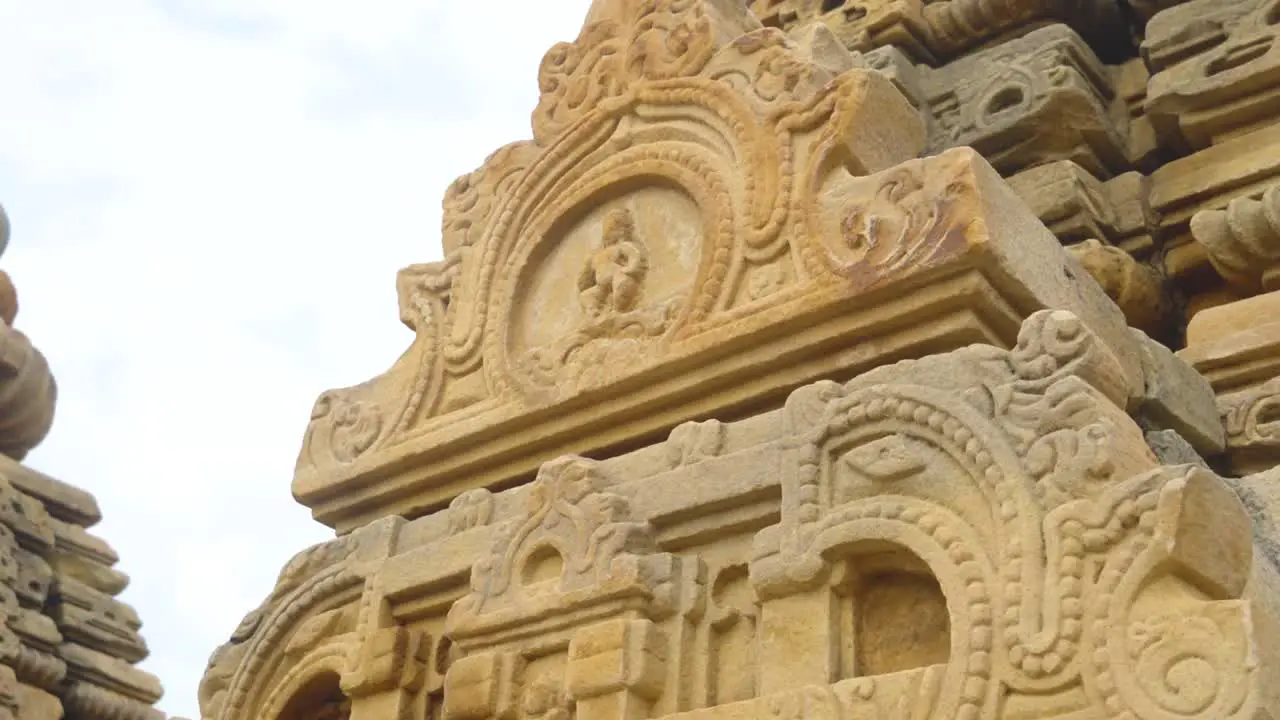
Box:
[0, 1, 589, 716]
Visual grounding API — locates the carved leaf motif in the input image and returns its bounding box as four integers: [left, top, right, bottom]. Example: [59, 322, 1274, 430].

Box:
[533, 0, 718, 142]
[462, 456, 660, 619]
[831, 161, 974, 278]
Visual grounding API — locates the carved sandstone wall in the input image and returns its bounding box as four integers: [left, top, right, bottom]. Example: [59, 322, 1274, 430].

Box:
[0, 205, 164, 720]
[200, 0, 1280, 719]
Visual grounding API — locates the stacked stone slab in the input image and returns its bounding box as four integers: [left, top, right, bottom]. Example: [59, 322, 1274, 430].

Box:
[200, 1, 1280, 719]
[0, 205, 164, 719]
[752, 0, 1280, 553]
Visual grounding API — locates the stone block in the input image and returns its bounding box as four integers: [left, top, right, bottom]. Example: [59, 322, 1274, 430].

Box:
[922, 24, 1130, 179]
[1132, 328, 1226, 455]
[566, 620, 666, 701]
[0, 456, 99, 528]
[48, 577, 147, 664]
[1181, 290, 1280, 393]
[1146, 0, 1280, 151]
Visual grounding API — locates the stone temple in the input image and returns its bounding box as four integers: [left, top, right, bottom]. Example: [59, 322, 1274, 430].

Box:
[194, 0, 1280, 718]
[0, 205, 164, 719]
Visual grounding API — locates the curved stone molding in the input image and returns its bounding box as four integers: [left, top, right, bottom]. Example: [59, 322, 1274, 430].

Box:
[746, 0, 1128, 65]
[197, 536, 363, 720]
[293, 0, 1139, 532]
[206, 310, 1277, 720]
[0, 325, 55, 461]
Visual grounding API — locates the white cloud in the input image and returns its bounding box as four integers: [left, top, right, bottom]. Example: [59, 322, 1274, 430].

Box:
[0, 1, 590, 716]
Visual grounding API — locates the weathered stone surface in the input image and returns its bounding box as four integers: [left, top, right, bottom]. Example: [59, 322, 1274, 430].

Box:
[922, 24, 1130, 179]
[1221, 377, 1280, 475]
[1115, 57, 1163, 172]
[0, 456, 100, 529]
[1192, 182, 1280, 294]
[1181, 289, 1280, 392]
[205, 310, 1280, 720]
[1146, 0, 1280, 152]
[15, 683, 61, 720]
[1008, 161, 1154, 252]
[1069, 240, 1168, 334]
[292, 0, 1139, 533]
[0, 328, 54, 463]
[198, 1, 1280, 718]
[748, 0, 1129, 63]
[1132, 327, 1226, 454]
[49, 577, 147, 665]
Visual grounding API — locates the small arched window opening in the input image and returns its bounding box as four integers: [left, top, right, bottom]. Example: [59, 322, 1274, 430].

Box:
[831, 545, 950, 679]
[277, 671, 350, 720]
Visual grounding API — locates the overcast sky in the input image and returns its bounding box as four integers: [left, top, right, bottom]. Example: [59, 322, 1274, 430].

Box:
[0, 1, 589, 716]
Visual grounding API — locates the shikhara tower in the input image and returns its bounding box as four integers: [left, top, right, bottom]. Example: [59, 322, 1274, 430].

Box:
[199, 0, 1280, 719]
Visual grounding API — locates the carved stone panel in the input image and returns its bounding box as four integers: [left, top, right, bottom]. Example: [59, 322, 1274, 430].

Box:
[1146, 0, 1280, 152]
[207, 311, 1280, 720]
[921, 24, 1130, 179]
[293, 0, 1140, 532]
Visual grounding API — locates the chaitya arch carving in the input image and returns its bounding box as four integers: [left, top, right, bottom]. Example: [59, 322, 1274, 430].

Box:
[748, 310, 1263, 720]
[197, 520, 410, 720]
[290, 0, 1139, 533]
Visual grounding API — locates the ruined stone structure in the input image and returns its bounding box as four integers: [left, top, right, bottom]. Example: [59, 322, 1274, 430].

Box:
[200, 0, 1280, 718]
[0, 205, 164, 719]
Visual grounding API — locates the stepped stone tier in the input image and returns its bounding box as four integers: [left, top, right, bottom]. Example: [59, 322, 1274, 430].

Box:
[0, 205, 164, 720]
[199, 0, 1280, 719]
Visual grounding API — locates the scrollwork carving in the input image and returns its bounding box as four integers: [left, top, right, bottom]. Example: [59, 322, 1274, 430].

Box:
[533, 0, 721, 143]
[199, 536, 363, 720]
[753, 310, 1170, 715]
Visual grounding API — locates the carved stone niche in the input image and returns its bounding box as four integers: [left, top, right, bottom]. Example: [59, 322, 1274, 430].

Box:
[442, 456, 694, 720]
[921, 24, 1131, 180]
[294, 0, 1141, 533]
[746, 310, 1279, 720]
[1145, 0, 1280, 153]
